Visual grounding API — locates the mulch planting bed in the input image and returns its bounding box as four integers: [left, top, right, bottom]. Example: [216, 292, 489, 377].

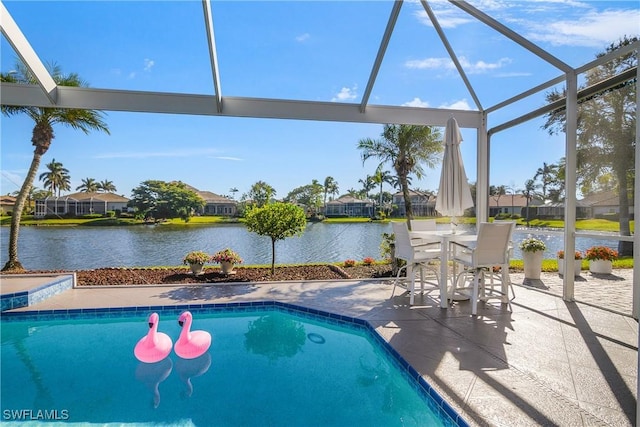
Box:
[1, 264, 395, 286]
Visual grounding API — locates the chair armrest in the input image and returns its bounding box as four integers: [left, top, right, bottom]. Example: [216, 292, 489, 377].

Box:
[450, 241, 471, 251]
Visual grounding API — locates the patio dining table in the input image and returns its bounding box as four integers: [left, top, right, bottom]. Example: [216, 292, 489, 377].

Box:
[409, 230, 477, 308]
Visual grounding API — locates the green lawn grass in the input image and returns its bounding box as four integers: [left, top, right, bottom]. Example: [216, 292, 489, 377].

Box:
[2, 214, 633, 232]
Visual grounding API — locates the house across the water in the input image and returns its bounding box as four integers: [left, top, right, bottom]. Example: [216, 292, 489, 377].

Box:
[34, 192, 130, 218]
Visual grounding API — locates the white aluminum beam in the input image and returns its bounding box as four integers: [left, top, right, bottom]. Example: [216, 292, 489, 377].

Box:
[633, 55, 639, 321]
[360, 0, 402, 113]
[0, 83, 482, 128]
[201, 0, 222, 112]
[488, 67, 637, 135]
[449, 0, 572, 73]
[421, 0, 482, 111]
[576, 39, 640, 75]
[0, 1, 56, 104]
[488, 40, 640, 114]
[486, 75, 565, 114]
[563, 71, 578, 301]
[477, 112, 489, 223]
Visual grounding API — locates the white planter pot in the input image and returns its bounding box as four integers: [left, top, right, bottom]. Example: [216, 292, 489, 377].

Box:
[589, 259, 612, 274]
[557, 258, 582, 276]
[189, 263, 204, 275]
[523, 250, 544, 279]
[220, 261, 235, 275]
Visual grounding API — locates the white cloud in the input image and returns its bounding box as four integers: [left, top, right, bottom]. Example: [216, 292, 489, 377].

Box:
[331, 85, 358, 102]
[295, 33, 310, 42]
[414, 8, 474, 29]
[439, 99, 472, 110]
[212, 156, 243, 161]
[405, 56, 511, 75]
[525, 10, 640, 48]
[93, 148, 220, 159]
[459, 57, 512, 74]
[402, 97, 430, 108]
[144, 58, 155, 72]
[412, 0, 636, 49]
[405, 57, 453, 70]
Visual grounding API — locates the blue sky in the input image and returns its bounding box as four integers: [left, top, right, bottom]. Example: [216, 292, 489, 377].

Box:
[1, 0, 638, 201]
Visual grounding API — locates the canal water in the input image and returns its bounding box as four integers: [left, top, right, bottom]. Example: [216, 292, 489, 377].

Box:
[0, 222, 620, 270]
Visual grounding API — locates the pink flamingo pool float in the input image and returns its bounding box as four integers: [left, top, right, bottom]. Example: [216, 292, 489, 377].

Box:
[134, 312, 173, 363]
[175, 311, 212, 359]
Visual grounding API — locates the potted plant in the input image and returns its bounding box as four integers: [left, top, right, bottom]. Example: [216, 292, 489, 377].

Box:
[585, 246, 618, 274]
[519, 237, 546, 280]
[557, 250, 583, 277]
[183, 250, 211, 275]
[211, 248, 243, 274]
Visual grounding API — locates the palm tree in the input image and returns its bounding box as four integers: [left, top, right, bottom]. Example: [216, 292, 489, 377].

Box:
[98, 179, 117, 193]
[345, 188, 359, 197]
[322, 176, 338, 212]
[372, 165, 393, 215]
[1, 63, 110, 271]
[77, 177, 99, 193]
[533, 162, 558, 203]
[522, 179, 538, 226]
[490, 185, 506, 215]
[358, 175, 376, 199]
[38, 159, 71, 197]
[229, 187, 239, 200]
[358, 124, 442, 222]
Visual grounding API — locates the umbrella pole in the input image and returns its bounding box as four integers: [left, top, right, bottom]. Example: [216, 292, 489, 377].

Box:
[450, 216, 457, 234]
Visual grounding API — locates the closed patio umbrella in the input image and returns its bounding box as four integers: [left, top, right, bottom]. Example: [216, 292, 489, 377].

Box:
[435, 117, 474, 232]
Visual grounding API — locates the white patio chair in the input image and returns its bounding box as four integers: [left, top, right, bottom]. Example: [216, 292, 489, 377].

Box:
[450, 221, 515, 315]
[488, 220, 517, 299]
[390, 221, 442, 305]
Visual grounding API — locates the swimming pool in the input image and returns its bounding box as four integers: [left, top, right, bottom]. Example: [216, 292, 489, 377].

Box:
[1, 302, 467, 426]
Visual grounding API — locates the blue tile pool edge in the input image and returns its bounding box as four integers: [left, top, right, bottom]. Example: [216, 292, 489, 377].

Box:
[1, 300, 469, 427]
[1, 274, 74, 312]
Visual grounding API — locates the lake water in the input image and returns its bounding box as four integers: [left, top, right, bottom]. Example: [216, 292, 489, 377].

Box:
[0, 222, 620, 270]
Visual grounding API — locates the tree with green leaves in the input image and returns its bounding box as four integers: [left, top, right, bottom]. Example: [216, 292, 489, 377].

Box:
[229, 187, 239, 200]
[358, 175, 376, 199]
[129, 180, 205, 222]
[358, 124, 442, 222]
[39, 158, 71, 197]
[76, 177, 99, 193]
[1, 63, 110, 271]
[285, 181, 323, 215]
[243, 180, 275, 208]
[98, 179, 117, 193]
[543, 36, 636, 255]
[323, 176, 339, 212]
[345, 188, 359, 197]
[490, 185, 506, 213]
[522, 179, 538, 226]
[244, 202, 307, 274]
[372, 165, 393, 216]
[533, 162, 558, 203]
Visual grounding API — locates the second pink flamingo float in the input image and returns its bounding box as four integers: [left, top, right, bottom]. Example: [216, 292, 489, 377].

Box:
[174, 311, 212, 359]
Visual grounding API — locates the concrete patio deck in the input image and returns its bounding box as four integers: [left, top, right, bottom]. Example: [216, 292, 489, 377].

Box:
[2, 271, 637, 426]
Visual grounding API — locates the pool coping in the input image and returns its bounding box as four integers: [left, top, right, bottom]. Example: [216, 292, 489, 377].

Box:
[1, 299, 469, 427]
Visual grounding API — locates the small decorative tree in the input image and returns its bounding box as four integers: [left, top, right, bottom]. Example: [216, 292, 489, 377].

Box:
[244, 202, 307, 274]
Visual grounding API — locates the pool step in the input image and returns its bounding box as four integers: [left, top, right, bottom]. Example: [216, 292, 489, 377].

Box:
[1, 274, 74, 312]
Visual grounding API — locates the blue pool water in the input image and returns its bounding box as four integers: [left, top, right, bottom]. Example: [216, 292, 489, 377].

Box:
[1, 303, 466, 426]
